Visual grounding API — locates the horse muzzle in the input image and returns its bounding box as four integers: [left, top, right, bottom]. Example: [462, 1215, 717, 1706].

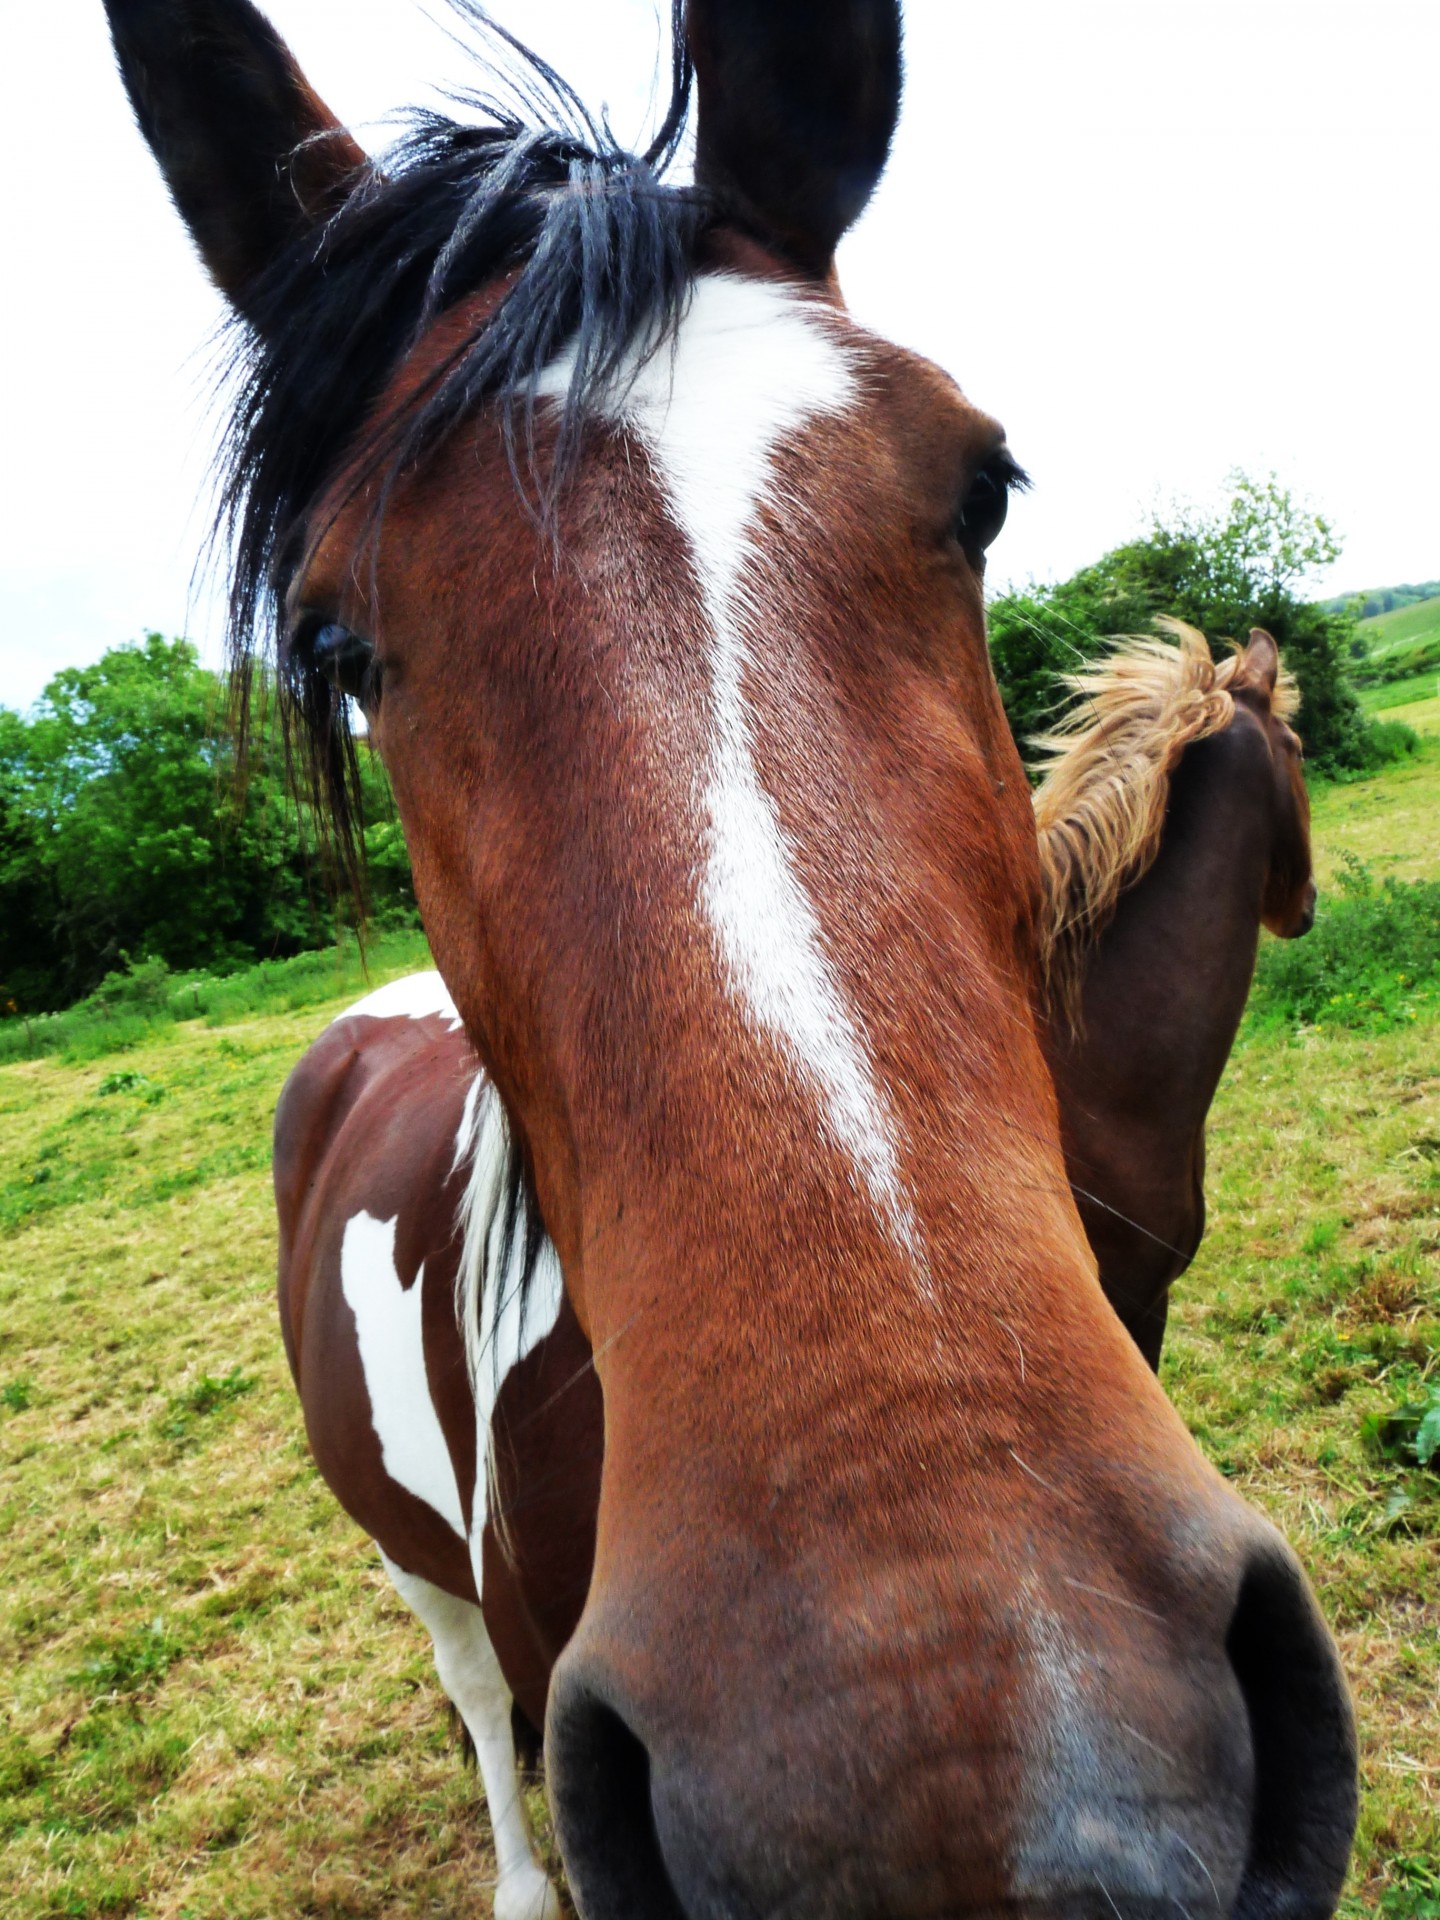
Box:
[544, 1526, 1355, 1920]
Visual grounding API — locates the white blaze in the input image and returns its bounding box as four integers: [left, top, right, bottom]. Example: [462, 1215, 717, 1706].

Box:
[619, 275, 920, 1255]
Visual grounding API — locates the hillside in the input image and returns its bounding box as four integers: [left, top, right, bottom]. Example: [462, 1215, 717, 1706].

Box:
[2, 752, 1438, 1916]
[1355, 591, 1440, 689]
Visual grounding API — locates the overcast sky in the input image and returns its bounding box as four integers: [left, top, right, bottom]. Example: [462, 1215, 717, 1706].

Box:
[2, 0, 1435, 714]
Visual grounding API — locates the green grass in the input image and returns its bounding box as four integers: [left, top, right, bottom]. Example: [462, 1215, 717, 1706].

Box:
[1308, 734, 1440, 889]
[1361, 593, 1440, 657]
[1362, 673, 1440, 718]
[1356, 594, 1440, 690]
[1163, 1011, 1440, 1914]
[0, 984, 564, 1919]
[2, 770, 1437, 1911]
[1251, 858, 1440, 1032]
[0, 927, 433, 1069]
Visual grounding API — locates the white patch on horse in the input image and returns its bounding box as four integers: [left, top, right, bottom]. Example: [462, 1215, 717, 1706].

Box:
[453, 1075, 565, 1599]
[339, 1211, 466, 1537]
[619, 275, 920, 1256]
[338, 970, 464, 1029]
[380, 1551, 562, 1920]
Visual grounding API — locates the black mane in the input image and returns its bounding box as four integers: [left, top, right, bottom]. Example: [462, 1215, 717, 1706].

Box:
[218, 2, 706, 860]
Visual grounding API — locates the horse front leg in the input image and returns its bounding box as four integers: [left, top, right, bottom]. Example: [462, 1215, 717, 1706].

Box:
[380, 1552, 563, 1920]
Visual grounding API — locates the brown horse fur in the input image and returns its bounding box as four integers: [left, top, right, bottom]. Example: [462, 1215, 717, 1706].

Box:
[106, 2, 1356, 1915]
[1036, 626, 1315, 1367]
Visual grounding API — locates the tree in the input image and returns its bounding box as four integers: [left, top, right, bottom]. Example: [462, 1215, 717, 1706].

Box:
[0, 637, 417, 1011]
[988, 473, 1384, 774]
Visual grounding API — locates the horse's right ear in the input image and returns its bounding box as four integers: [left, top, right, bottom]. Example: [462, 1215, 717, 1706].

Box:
[1239, 628, 1281, 698]
[104, 0, 366, 319]
[686, 0, 903, 276]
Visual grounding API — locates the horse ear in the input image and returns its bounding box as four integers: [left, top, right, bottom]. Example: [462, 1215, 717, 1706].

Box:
[686, 0, 903, 275]
[1240, 628, 1281, 698]
[104, 0, 366, 318]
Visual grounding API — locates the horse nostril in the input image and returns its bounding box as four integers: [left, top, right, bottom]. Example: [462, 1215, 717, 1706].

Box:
[1226, 1536, 1357, 1918]
[546, 1667, 687, 1920]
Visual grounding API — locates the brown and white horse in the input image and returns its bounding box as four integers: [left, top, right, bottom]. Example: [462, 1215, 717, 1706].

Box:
[108, 1, 1356, 1915]
[1035, 625, 1316, 1369]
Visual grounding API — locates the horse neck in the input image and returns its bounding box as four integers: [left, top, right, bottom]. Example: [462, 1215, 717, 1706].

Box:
[1058, 715, 1276, 1149]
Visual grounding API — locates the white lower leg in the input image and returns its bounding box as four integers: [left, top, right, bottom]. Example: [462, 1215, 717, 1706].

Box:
[380, 1553, 561, 1920]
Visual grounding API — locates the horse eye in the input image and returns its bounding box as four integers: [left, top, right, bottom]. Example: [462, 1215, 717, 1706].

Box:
[301, 621, 378, 702]
[955, 458, 1025, 560]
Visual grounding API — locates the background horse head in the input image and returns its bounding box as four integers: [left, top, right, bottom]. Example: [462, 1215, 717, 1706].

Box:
[1034, 624, 1316, 1365]
[107, 2, 1354, 1913]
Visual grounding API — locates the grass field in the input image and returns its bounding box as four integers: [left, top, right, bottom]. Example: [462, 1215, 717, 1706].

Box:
[2, 752, 1438, 1916]
[1357, 595, 1440, 688]
[1310, 734, 1440, 888]
[1361, 595, 1440, 658]
[1361, 676, 1440, 723]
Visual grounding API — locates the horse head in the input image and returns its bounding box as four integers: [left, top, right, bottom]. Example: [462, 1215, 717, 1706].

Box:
[106, 2, 1355, 1913]
[1230, 628, 1317, 939]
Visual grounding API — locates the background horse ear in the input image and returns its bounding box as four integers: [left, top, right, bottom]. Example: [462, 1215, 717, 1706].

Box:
[104, 0, 366, 318]
[1239, 628, 1281, 698]
[686, 0, 903, 275]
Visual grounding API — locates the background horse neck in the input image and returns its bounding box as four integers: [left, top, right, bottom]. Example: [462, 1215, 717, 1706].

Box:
[1047, 713, 1276, 1359]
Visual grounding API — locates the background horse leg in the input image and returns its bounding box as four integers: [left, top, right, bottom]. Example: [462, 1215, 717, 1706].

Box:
[380, 1553, 562, 1920]
[1133, 1289, 1171, 1373]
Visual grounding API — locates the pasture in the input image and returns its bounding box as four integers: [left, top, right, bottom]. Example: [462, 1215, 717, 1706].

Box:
[1359, 594, 1440, 676]
[2, 752, 1437, 1918]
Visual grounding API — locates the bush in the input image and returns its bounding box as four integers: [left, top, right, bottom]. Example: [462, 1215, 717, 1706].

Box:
[1344, 717, 1421, 773]
[988, 473, 1393, 776]
[0, 636, 419, 1014]
[1250, 857, 1440, 1031]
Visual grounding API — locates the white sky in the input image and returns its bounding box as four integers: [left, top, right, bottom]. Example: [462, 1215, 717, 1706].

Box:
[2, 0, 1436, 714]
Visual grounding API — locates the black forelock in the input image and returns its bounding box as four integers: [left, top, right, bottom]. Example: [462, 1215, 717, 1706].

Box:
[216, 2, 706, 867]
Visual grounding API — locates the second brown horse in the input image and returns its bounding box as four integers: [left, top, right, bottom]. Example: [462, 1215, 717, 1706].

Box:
[1035, 623, 1316, 1366]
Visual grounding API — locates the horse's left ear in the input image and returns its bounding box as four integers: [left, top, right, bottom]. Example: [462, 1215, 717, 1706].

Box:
[104, 0, 367, 321]
[1239, 628, 1281, 698]
[686, 0, 903, 276]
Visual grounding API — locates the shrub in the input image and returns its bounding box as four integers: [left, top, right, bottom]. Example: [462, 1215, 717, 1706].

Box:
[1345, 717, 1421, 773]
[1250, 857, 1440, 1031]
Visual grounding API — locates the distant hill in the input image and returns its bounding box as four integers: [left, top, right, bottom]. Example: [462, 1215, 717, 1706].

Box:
[1320, 578, 1440, 618]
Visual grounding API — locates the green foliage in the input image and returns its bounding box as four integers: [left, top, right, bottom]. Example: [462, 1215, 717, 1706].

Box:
[1349, 718, 1422, 771]
[1251, 856, 1440, 1032]
[989, 472, 1394, 774]
[95, 1068, 158, 1099]
[1364, 1386, 1440, 1471]
[0, 636, 418, 1015]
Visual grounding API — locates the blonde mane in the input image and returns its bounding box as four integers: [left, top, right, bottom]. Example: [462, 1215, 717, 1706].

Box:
[1032, 620, 1297, 1028]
